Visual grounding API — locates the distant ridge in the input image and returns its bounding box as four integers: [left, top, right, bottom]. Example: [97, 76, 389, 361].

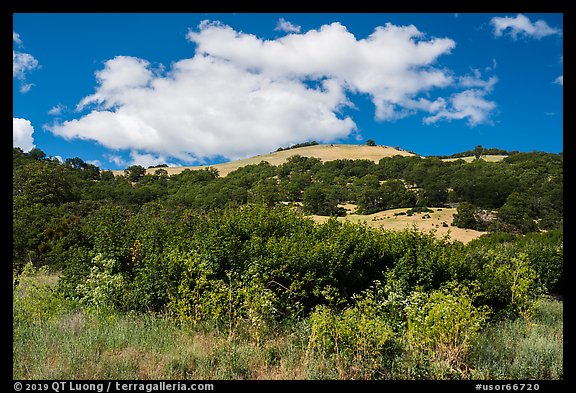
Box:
[113, 144, 417, 177]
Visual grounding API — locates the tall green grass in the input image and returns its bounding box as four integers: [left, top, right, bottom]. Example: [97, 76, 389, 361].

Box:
[13, 267, 563, 380]
[468, 298, 563, 379]
[14, 308, 316, 379]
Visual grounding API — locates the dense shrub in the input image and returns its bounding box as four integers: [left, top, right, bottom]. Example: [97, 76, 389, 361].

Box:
[54, 203, 549, 325]
[452, 202, 489, 231]
[404, 283, 490, 378]
[13, 263, 65, 325]
[308, 303, 399, 378]
[74, 254, 128, 312]
[467, 230, 563, 296]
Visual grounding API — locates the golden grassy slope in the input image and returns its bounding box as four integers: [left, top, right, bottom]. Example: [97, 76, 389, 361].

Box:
[113, 144, 416, 177]
[311, 206, 486, 244]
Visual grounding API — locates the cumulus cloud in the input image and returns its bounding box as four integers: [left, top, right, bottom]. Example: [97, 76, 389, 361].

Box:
[49, 55, 355, 164]
[13, 118, 36, 152]
[275, 18, 301, 33]
[77, 56, 155, 111]
[48, 20, 496, 165]
[491, 14, 561, 40]
[187, 21, 456, 112]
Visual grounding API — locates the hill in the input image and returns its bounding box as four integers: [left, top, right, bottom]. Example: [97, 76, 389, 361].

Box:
[112, 144, 509, 177]
[113, 144, 416, 177]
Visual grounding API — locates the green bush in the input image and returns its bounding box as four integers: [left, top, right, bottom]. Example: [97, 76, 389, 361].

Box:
[167, 253, 278, 342]
[13, 263, 64, 325]
[467, 230, 563, 296]
[308, 302, 399, 378]
[452, 202, 488, 231]
[74, 254, 127, 312]
[475, 252, 541, 318]
[404, 283, 490, 378]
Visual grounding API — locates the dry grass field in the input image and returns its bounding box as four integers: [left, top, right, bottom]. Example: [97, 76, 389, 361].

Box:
[311, 205, 486, 244]
[112, 144, 507, 177]
[112, 144, 416, 177]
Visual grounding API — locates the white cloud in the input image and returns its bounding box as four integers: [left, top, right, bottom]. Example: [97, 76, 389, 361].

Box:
[187, 21, 456, 110]
[275, 18, 301, 33]
[554, 75, 563, 86]
[13, 32, 39, 93]
[128, 151, 172, 168]
[86, 159, 102, 167]
[485, 58, 497, 72]
[48, 104, 68, 115]
[77, 56, 155, 111]
[104, 154, 127, 167]
[13, 31, 23, 45]
[13, 50, 39, 80]
[458, 69, 498, 92]
[13, 118, 36, 152]
[50, 56, 355, 163]
[423, 89, 496, 127]
[48, 20, 496, 164]
[19, 83, 34, 94]
[491, 14, 561, 40]
[553, 56, 563, 87]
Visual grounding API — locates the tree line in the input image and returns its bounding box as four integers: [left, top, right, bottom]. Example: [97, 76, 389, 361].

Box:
[13, 145, 562, 272]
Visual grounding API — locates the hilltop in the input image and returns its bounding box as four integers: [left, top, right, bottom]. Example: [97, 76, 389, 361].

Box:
[113, 144, 417, 177]
[113, 144, 510, 177]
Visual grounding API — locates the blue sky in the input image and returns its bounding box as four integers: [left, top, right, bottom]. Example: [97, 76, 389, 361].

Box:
[13, 13, 563, 170]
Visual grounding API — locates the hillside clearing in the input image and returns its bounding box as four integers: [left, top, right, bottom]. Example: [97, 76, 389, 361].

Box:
[311, 206, 486, 244]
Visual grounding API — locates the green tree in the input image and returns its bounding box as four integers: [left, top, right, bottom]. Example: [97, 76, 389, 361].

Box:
[100, 170, 115, 181]
[28, 147, 47, 161]
[302, 183, 344, 216]
[64, 157, 87, 169]
[279, 172, 311, 202]
[124, 165, 146, 182]
[366, 139, 377, 146]
[420, 180, 448, 207]
[452, 202, 488, 231]
[473, 145, 485, 160]
[13, 160, 80, 206]
[248, 178, 280, 207]
[496, 192, 538, 234]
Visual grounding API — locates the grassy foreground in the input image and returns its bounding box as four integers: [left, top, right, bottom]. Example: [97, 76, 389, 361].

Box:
[13, 270, 562, 380]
